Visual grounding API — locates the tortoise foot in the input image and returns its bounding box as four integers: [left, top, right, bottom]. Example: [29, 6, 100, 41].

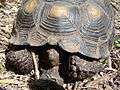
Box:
[63, 82, 80, 90]
[40, 66, 64, 86]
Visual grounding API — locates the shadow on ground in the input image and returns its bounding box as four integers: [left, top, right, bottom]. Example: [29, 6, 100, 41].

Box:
[28, 79, 65, 90]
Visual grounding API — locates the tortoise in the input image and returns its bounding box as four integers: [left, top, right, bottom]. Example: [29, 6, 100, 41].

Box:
[5, 0, 115, 86]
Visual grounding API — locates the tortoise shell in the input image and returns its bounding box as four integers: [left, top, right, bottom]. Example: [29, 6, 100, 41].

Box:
[10, 0, 115, 59]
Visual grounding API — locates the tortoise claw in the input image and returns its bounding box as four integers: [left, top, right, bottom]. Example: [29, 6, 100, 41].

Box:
[63, 82, 80, 90]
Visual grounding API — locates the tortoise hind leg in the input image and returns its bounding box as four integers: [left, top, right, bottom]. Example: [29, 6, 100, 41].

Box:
[5, 48, 34, 74]
[6, 47, 40, 79]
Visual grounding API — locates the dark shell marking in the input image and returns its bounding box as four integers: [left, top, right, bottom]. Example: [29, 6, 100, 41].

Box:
[10, 0, 114, 59]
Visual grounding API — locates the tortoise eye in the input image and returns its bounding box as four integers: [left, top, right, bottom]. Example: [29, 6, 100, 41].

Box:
[49, 5, 69, 18]
[87, 5, 102, 19]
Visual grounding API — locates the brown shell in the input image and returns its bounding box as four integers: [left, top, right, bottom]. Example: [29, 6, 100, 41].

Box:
[10, 0, 115, 59]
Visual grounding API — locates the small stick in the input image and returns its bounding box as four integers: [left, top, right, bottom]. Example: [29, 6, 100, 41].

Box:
[105, 56, 117, 72]
[31, 51, 40, 79]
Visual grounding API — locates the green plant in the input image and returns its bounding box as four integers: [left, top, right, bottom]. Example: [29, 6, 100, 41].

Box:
[114, 38, 120, 48]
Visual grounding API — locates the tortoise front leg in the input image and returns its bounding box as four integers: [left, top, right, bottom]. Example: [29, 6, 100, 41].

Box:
[31, 51, 40, 79]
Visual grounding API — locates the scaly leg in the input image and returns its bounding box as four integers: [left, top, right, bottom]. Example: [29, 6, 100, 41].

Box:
[31, 51, 40, 79]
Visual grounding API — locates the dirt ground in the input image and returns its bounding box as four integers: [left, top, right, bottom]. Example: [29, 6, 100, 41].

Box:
[0, 0, 120, 90]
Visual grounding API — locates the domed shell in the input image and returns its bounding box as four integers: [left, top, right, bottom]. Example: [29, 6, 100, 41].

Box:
[10, 0, 114, 59]
[77, 0, 115, 58]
